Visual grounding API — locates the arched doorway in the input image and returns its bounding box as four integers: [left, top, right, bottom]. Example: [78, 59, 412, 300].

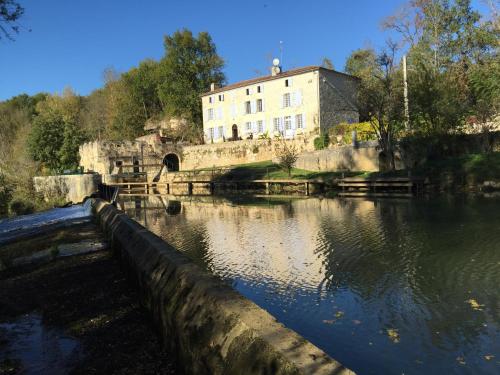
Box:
[163, 153, 180, 172]
[232, 124, 238, 140]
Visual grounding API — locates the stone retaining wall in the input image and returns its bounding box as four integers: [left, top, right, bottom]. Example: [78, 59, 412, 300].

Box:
[287, 143, 380, 172]
[92, 199, 354, 375]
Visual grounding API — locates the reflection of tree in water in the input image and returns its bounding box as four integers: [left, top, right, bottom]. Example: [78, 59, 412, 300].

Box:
[316, 197, 500, 352]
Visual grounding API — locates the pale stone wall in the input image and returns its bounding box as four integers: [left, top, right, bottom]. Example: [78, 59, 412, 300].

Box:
[181, 136, 315, 170]
[202, 70, 321, 142]
[33, 174, 101, 204]
[291, 143, 380, 172]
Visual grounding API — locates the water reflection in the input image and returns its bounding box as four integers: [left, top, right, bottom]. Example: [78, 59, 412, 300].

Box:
[120, 195, 500, 375]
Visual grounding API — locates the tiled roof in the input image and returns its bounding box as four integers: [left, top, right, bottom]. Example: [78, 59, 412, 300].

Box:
[201, 66, 357, 97]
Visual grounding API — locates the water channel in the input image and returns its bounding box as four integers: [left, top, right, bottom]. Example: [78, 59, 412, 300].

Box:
[119, 194, 500, 375]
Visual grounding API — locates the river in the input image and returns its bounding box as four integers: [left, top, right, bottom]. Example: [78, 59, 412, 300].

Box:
[119, 195, 500, 375]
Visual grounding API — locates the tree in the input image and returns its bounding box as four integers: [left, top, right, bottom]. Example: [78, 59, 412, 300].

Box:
[28, 90, 86, 172]
[157, 29, 225, 142]
[382, 0, 499, 134]
[321, 57, 334, 70]
[0, 0, 25, 40]
[275, 140, 299, 177]
[345, 44, 405, 170]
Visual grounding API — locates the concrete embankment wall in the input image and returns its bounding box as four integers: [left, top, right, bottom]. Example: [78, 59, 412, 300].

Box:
[92, 199, 354, 375]
[33, 174, 101, 204]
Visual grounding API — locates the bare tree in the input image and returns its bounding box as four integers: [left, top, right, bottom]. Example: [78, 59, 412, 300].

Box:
[275, 139, 299, 177]
[0, 0, 25, 40]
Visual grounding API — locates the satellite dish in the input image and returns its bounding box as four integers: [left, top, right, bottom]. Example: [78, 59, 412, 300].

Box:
[274, 66, 281, 74]
[272, 58, 280, 67]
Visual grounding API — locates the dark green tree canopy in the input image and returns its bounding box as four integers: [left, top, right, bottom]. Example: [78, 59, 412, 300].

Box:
[157, 29, 225, 134]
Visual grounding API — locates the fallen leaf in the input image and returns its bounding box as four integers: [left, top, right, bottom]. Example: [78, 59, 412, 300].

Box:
[352, 319, 362, 325]
[484, 355, 494, 361]
[466, 299, 484, 311]
[387, 329, 400, 343]
[335, 311, 344, 319]
[456, 356, 466, 365]
[322, 319, 335, 325]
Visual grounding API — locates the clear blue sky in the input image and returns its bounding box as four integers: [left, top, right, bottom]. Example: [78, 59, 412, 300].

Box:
[0, 0, 490, 100]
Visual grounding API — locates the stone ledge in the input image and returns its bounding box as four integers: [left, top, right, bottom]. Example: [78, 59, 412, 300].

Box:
[91, 199, 355, 375]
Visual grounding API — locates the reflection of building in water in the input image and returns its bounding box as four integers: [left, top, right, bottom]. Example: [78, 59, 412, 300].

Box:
[121, 196, 379, 297]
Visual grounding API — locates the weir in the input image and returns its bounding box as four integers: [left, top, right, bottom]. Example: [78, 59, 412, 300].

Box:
[92, 198, 355, 375]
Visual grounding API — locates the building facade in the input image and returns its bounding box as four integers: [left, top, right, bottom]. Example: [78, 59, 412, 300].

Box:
[201, 66, 359, 144]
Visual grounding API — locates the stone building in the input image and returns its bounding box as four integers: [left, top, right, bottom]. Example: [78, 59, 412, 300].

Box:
[201, 65, 359, 144]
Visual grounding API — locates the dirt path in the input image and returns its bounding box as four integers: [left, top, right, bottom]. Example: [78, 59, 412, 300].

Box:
[0, 222, 178, 374]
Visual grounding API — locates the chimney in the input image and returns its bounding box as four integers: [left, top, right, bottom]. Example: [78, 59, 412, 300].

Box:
[210, 83, 216, 91]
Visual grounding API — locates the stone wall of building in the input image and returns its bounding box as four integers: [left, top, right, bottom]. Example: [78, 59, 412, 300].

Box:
[319, 70, 359, 134]
[33, 174, 101, 204]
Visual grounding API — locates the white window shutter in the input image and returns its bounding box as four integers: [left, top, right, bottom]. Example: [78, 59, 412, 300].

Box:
[214, 126, 219, 139]
[251, 100, 256, 114]
[281, 95, 284, 109]
[296, 90, 302, 106]
[280, 118, 284, 131]
[291, 116, 296, 130]
[303, 114, 306, 129]
[291, 92, 296, 107]
[289, 78, 293, 87]
[252, 121, 257, 132]
[261, 99, 265, 112]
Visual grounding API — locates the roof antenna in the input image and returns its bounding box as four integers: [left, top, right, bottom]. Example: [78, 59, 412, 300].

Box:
[279, 41, 284, 69]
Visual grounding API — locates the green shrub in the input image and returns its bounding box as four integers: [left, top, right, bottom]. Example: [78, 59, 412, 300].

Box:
[9, 199, 35, 216]
[0, 174, 12, 216]
[314, 134, 330, 150]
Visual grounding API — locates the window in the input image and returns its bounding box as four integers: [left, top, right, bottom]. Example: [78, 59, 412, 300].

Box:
[115, 160, 123, 167]
[245, 101, 251, 114]
[285, 79, 289, 87]
[209, 96, 213, 104]
[273, 118, 281, 132]
[218, 126, 224, 138]
[257, 85, 262, 93]
[245, 122, 252, 131]
[296, 114, 304, 129]
[257, 120, 264, 133]
[283, 93, 291, 108]
[257, 99, 263, 112]
[209, 128, 215, 139]
[219, 94, 224, 102]
[208, 108, 214, 120]
[284, 116, 292, 130]
[246, 88, 250, 95]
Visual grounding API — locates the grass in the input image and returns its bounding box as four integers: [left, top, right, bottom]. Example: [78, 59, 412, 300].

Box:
[201, 152, 500, 184]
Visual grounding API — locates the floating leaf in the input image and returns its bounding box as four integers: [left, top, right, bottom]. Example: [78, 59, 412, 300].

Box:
[456, 356, 466, 365]
[352, 319, 362, 325]
[322, 319, 335, 325]
[335, 311, 344, 318]
[387, 328, 400, 343]
[484, 355, 494, 361]
[465, 299, 484, 311]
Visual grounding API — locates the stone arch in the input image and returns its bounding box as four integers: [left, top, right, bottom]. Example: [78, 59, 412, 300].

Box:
[163, 153, 180, 172]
